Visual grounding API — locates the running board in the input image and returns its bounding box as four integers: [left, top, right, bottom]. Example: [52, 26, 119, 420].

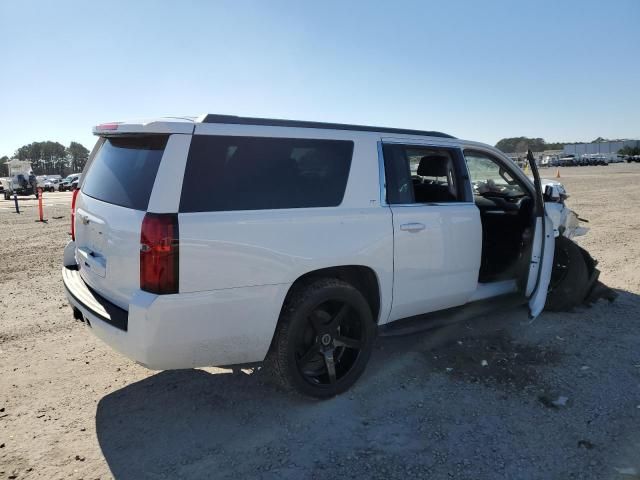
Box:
[378, 293, 527, 337]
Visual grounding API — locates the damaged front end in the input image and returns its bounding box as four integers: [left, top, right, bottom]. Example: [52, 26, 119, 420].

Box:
[542, 179, 618, 309]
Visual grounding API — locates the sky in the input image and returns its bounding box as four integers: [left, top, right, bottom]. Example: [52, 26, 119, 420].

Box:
[1, 0, 639, 157]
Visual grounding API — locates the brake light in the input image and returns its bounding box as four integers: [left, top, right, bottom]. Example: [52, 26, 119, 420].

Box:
[70, 188, 80, 240]
[97, 122, 120, 131]
[140, 213, 179, 294]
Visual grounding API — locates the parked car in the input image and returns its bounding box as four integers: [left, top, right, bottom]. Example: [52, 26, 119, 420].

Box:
[43, 178, 61, 192]
[587, 154, 609, 166]
[626, 155, 640, 163]
[59, 173, 81, 191]
[540, 155, 557, 168]
[70, 176, 81, 191]
[558, 155, 577, 166]
[62, 115, 610, 397]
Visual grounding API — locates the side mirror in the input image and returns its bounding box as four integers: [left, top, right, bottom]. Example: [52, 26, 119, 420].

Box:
[544, 184, 565, 202]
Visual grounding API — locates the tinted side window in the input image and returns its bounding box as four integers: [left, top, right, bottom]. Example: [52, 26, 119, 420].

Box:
[81, 135, 167, 210]
[383, 144, 467, 204]
[180, 136, 354, 212]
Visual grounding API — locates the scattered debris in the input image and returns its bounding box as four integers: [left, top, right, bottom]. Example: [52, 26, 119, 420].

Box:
[75, 455, 85, 462]
[585, 281, 619, 305]
[577, 440, 594, 450]
[552, 396, 569, 407]
[538, 396, 557, 409]
[430, 333, 561, 390]
[614, 467, 639, 476]
[537, 395, 569, 409]
[580, 366, 590, 371]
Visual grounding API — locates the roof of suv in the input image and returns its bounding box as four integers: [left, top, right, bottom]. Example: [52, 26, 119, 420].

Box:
[94, 114, 455, 139]
[201, 114, 455, 139]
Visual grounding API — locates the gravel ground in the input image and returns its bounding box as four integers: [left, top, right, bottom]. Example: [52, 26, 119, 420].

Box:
[1, 164, 639, 480]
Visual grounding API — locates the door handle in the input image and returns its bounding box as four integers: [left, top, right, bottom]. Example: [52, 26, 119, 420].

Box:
[400, 222, 426, 232]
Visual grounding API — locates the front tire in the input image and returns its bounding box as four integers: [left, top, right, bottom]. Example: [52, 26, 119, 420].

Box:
[266, 278, 376, 398]
[546, 236, 589, 311]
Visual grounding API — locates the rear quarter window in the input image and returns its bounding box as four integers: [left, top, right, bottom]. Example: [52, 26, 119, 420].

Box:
[81, 135, 168, 210]
[179, 135, 353, 212]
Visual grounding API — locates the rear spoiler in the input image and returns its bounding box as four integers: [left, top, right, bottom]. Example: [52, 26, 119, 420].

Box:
[93, 117, 197, 136]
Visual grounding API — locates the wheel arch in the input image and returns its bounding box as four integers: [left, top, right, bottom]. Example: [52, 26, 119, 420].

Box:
[282, 265, 382, 325]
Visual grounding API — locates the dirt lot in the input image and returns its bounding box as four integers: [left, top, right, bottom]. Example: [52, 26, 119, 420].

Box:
[1, 164, 640, 479]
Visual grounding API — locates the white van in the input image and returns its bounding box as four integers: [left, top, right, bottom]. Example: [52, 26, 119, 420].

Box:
[62, 115, 601, 397]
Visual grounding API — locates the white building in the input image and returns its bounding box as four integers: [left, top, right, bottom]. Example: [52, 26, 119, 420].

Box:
[564, 140, 639, 160]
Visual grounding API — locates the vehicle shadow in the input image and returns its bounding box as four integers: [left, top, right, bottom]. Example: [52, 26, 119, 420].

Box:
[94, 305, 522, 479]
[95, 293, 633, 479]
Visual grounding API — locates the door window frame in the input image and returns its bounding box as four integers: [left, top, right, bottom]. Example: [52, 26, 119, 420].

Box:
[379, 141, 473, 206]
[462, 147, 536, 199]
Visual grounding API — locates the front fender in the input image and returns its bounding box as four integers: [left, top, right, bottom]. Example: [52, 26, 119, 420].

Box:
[544, 202, 588, 239]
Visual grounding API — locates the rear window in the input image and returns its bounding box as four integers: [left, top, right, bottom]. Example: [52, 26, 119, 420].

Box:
[81, 135, 168, 210]
[179, 135, 353, 212]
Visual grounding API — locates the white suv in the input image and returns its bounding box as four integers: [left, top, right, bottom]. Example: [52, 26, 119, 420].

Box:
[62, 114, 598, 397]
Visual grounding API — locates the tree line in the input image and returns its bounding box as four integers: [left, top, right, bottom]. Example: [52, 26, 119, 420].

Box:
[618, 145, 640, 157]
[0, 141, 90, 177]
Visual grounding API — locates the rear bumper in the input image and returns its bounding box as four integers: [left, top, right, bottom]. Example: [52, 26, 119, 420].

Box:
[62, 263, 288, 370]
[63, 266, 128, 330]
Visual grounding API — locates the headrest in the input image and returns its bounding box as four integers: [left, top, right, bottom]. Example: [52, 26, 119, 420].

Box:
[417, 155, 450, 177]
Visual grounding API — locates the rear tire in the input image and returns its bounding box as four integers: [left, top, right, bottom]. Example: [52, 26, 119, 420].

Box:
[545, 236, 589, 311]
[266, 278, 376, 398]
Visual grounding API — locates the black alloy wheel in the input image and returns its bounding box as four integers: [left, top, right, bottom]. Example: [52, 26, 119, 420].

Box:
[548, 241, 570, 292]
[545, 236, 589, 311]
[295, 300, 365, 386]
[267, 278, 376, 398]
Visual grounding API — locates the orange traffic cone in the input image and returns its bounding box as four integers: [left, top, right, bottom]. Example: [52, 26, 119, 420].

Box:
[555, 168, 561, 178]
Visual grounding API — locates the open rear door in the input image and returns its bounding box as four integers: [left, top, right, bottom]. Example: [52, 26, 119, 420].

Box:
[525, 150, 555, 318]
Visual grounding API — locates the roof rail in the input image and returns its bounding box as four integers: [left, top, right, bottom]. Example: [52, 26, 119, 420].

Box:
[201, 114, 455, 139]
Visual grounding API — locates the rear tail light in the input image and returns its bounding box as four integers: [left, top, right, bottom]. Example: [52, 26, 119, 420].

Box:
[70, 188, 80, 240]
[96, 122, 120, 131]
[140, 213, 179, 294]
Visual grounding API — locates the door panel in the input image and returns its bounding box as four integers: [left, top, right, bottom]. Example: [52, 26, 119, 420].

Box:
[389, 203, 481, 321]
[527, 215, 554, 317]
[526, 150, 554, 318]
